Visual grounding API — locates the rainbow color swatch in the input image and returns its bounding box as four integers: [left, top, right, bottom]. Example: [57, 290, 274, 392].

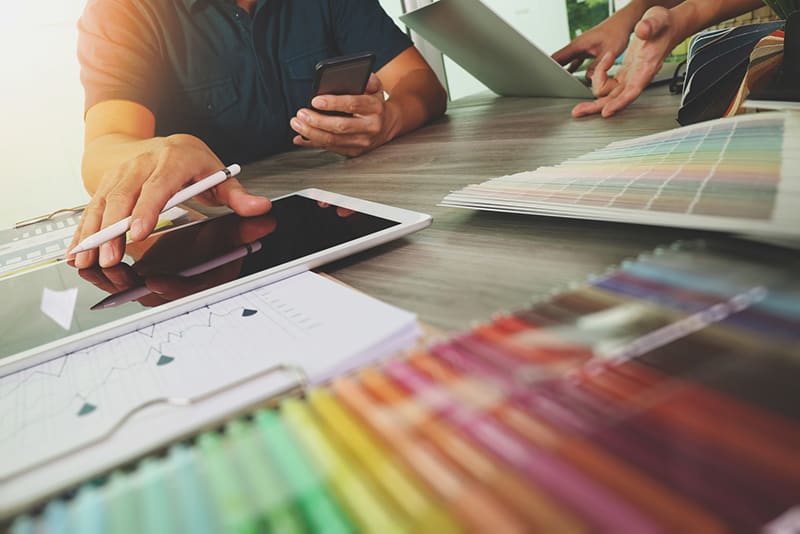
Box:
[442, 112, 800, 237]
[8, 240, 800, 532]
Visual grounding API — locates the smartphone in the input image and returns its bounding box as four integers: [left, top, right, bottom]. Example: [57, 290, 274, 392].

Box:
[310, 51, 376, 116]
[0, 189, 431, 376]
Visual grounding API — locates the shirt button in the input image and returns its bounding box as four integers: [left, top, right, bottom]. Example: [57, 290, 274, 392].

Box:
[207, 104, 214, 111]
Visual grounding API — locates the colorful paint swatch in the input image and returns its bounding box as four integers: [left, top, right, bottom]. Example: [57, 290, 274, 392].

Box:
[442, 112, 800, 237]
[11, 239, 800, 533]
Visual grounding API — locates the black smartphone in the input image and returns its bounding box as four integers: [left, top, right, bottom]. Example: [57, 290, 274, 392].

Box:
[310, 51, 376, 116]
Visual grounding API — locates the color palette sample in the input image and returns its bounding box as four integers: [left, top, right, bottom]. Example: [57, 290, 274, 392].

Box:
[441, 111, 800, 237]
[10, 240, 800, 532]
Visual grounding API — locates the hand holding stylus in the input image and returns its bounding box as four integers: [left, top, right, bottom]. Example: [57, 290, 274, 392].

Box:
[69, 136, 271, 270]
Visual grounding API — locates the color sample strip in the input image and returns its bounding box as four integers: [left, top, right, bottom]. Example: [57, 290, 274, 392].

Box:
[42, 500, 69, 534]
[331, 376, 535, 533]
[383, 359, 661, 533]
[534, 376, 780, 527]
[253, 410, 353, 534]
[69, 485, 105, 534]
[359, 368, 586, 532]
[281, 398, 408, 533]
[197, 432, 258, 534]
[139, 458, 179, 534]
[407, 352, 726, 533]
[103, 472, 139, 534]
[226, 419, 305, 533]
[167, 445, 218, 534]
[580, 360, 800, 486]
[440, 112, 796, 234]
[9, 516, 35, 534]
[306, 388, 462, 533]
[430, 340, 771, 526]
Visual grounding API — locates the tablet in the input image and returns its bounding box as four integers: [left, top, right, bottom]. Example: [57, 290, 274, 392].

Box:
[0, 189, 431, 377]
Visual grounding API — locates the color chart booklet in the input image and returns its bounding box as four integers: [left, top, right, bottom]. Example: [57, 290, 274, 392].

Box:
[441, 112, 800, 238]
[0, 271, 420, 516]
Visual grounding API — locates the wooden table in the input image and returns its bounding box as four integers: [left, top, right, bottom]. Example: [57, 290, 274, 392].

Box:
[242, 88, 716, 332]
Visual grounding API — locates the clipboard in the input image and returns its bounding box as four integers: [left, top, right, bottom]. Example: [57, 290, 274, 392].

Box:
[0, 204, 208, 280]
[0, 271, 425, 518]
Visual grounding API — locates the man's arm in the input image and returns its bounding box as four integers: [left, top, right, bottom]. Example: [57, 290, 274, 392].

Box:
[572, 0, 765, 118]
[289, 46, 446, 157]
[71, 100, 270, 269]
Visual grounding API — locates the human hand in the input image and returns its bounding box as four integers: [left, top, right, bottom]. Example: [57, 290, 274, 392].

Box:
[68, 134, 271, 269]
[316, 201, 354, 218]
[552, 11, 636, 79]
[80, 213, 277, 308]
[571, 6, 680, 118]
[290, 74, 397, 157]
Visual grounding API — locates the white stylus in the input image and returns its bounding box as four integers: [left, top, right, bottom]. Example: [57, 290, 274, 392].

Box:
[69, 164, 241, 255]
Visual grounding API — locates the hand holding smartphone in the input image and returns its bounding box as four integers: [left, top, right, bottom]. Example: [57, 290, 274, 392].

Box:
[310, 51, 376, 116]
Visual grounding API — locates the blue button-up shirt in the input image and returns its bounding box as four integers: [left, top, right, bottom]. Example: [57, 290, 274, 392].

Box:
[78, 0, 412, 163]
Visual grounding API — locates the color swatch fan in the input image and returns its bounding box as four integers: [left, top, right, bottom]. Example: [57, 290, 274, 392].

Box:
[441, 112, 800, 238]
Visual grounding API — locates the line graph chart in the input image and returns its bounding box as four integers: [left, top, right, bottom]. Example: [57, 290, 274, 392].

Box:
[0, 276, 321, 479]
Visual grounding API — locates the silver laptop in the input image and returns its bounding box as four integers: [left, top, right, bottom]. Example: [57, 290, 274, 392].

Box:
[400, 0, 592, 99]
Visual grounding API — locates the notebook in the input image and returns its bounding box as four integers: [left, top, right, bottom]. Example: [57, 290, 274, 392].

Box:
[0, 271, 420, 516]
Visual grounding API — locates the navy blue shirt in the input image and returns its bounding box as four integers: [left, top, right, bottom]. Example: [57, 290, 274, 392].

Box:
[78, 0, 412, 164]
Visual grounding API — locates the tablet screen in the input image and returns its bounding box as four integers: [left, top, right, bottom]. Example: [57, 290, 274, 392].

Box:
[0, 194, 399, 361]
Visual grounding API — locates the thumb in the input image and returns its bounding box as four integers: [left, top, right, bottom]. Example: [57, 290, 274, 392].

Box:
[365, 73, 383, 95]
[213, 178, 272, 216]
[635, 6, 671, 41]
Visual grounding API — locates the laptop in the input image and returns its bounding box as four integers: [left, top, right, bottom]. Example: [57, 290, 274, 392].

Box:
[400, 0, 592, 99]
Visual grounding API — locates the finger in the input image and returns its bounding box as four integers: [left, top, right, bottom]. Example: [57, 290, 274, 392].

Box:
[67, 208, 90, 262]
[291, 123, 374, 150]
[311, 94, 382, 116]
[237, 216, 277, 243]
[364, 73, 383, 95]
[295, 108, 380, 136]
[571, 96, 613, 118]
[213, 177, 272, 217]
[567, 58, 585, 74]
[590, 52, 618, 97]
[96, 163, 149, 267]
[72, 197, 106, 269]
[601, 85, 644, 118]
[77, 266, 119, 294]
[100, 263, 141, 290]
[128, 158, 197, 242]
[635, 6, 670, 40]
[336, 207, 355, 218]
[293, 134, 364, 157]
[584, 57, 600, 79]
[552, 42, 579, 65]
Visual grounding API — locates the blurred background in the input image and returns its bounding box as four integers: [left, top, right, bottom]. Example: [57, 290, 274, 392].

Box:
[0, 0, 618, 228]
[0, 1, 89, 228]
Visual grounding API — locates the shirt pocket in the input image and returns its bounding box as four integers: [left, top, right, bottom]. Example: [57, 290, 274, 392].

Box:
[280, 47, 329, 115]
[173, 77, 240, 119]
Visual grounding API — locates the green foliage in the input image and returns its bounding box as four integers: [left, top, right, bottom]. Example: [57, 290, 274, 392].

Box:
[566, 0, 610, 39]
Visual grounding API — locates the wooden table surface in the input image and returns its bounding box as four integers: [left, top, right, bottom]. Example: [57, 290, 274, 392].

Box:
[241, 88, 718, 332]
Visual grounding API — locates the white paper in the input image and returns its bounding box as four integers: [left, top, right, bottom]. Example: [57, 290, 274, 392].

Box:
[0, 271, 418, 515]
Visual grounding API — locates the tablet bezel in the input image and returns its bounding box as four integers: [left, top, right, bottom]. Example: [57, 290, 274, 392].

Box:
[0, 188, 431, 377]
